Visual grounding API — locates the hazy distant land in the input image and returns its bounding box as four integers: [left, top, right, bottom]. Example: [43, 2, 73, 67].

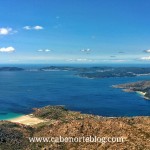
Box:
[2, 66, 150, 79]
[40, 66, 150, 78]
[0, 67, 24, 71]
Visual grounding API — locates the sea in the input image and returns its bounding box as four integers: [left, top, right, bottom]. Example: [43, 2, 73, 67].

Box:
[0, 64, 150, 120]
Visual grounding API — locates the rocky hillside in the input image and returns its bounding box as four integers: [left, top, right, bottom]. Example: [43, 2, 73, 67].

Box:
[0, 106, 150, 150]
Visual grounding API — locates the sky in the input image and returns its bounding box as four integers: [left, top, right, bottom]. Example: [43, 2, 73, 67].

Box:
[1, 0, 150, 64]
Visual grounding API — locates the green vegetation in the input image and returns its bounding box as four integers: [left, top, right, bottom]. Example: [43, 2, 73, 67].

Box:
[33, 105, 68, 120]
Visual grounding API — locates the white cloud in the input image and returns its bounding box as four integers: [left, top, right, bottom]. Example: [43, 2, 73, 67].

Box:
[33, 26, 43, 30]
[112, 59, 126, 62]
[37, 49, 43, 52]
[66, 58, 93, 62]
[37, 49, 51, 52]
[0, 46, 15, 52]
[80, 48, 92, 53]
[102, 59, 127, 62]
[45, 49, 51, 52]
[23, 25, 44, 30]
[140, 56, 150, 60]
[143, 49, 150, 53]
[23, 26, 31, 30]
[0, 28, 12, 35]
[76, 59, 89, 61]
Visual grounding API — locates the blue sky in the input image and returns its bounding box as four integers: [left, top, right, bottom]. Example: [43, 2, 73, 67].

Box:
[0, 0, 150, 64]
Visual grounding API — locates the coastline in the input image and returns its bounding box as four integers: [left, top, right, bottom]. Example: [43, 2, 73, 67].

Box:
[136, 91, 150, 100]
[8, 114, 46, 125]
[136, 91, 146, 96]
[0, 113, 23, 121]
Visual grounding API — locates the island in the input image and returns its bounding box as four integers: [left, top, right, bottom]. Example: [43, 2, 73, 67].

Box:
[78, 67, 150, 79]
[0, 105, 149, 149]
[1, 66, 150, 79]
[113, 80, 150, 100]
[40, 66, 150, 78]
[0, 67, 24, 71]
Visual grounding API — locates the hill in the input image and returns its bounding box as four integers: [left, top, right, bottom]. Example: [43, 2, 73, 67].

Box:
[0, 106, 149, 150]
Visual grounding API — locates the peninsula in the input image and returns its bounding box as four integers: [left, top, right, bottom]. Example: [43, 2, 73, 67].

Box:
[40, 66, 150, 79]
[113, 80, 150, 99]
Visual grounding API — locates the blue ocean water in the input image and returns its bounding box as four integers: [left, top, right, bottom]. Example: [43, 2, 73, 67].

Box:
[0, 65, 150, 119]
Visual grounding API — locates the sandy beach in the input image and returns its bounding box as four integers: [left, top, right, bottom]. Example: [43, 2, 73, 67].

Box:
[136, 91, 146, 96]
[8, 114, 46, 126]
[136, 91, 150, 100]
